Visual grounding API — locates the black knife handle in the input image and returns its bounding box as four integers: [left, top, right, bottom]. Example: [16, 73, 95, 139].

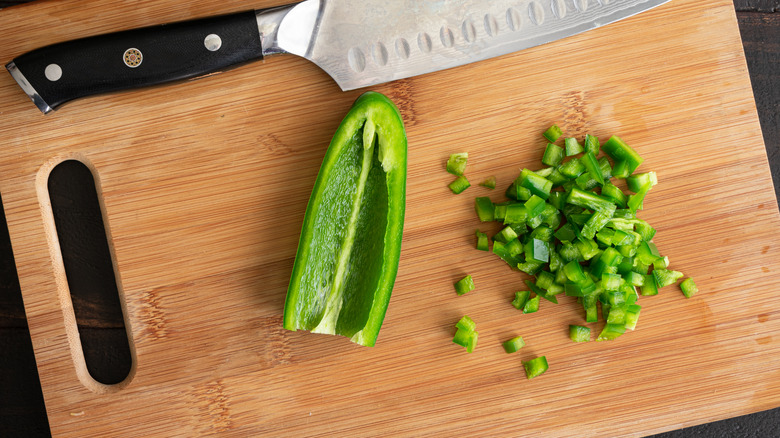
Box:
[8, 10, 263, 113]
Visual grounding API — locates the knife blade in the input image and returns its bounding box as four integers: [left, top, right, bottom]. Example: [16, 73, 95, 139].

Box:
[6, 0, 670, 114]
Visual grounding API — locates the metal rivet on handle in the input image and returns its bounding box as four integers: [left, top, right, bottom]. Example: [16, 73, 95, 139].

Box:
[123, 48, 143, 68]
[44, 64, 62, 81]
[204, 34, 222, 52]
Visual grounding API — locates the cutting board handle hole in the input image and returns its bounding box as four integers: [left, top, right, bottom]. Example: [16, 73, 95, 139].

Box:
[44, 159, 135, 392]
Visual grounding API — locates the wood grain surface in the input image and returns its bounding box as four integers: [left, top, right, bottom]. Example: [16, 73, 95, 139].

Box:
[1, 0, 780, 436]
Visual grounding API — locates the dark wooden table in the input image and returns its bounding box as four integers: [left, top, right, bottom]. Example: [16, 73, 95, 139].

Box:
[1, 1, 778, 436]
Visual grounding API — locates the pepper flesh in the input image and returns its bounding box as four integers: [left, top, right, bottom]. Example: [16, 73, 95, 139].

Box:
[283, 92, 407, 347]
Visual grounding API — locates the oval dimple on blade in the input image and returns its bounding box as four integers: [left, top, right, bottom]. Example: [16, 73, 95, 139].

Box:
[301, 0, 672, 91]
[529, 1, 546, 26]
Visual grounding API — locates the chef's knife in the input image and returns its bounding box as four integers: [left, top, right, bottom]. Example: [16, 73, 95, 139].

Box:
[6, 0, 670, 114]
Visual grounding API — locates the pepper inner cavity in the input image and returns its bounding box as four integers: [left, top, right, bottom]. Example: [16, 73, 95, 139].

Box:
[311, 121, 380, 335]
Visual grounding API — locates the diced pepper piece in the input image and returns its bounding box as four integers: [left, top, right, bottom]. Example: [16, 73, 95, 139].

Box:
[584, 134, 600, 156]
[680, 277, 698, 298]
[543, 124, 563, 143]
[493, 241, 522, 268]
[525, 239, 550, 263]
[504, 203, 529, 225]
[479, 176, 497, 189]
[564, 279, 597, 297]
[548, 168, 569, 187]
[602, 273, 623, 291]
[558, 244, 581, 263]
[475, 230, 489, 251]
[569, 325, 591, 342]
[548, 191, 566, 210]
[446, 152, 469, 176]
[453, 328, 478, 353]
[599, 157, 613, 180]
[535, 167, 554, 178]
[567, 187, 617, 213]
[504, 239, 524, 256]
[541, 204, 562, 229]
[519, 169, 553, 200]
[475, 197, 494, 222]
[503, 336, 526, 353]
[454, 275, 476, 296]
[581, 209, 614, 239]
[523, 356, 549, 379]
[523, 295, 541, 313]
[512, 290, 531, 310]
[549, 250, 564, 272]
[608, 217, 635, 232]
[565, 137, 584, 156]
[603, 288, 627, 307]
[636, 241, 662, 265]
[634, 220, 657, 241]
[601, 247, 624, 265]
[455, 315, 476, 332]
[626, 171, 658, 193]
[653, 256, 670, 270]
[517, 259, 545, 275]
[575, 238, 600, 260]
[611, 160, 630, 179]
[602, 136, 644, 174]
[563, 260, 588, 283]
[606, 304, 627, 325]
[596, 228, 615, 246]
[555, 266, 569, 285]
[528, 212, 544, 230]
[597, 323, 626, 341]
[583, 295, 599, 323]
[453, 327, 472, 346]
[653, 269, 684, 288]
[506, 180, 533, 201]
[624, 271, 645, 287]
[627, 185, 650, 213]
[542, 143, 565, 167]
[581, 151, 605, 185]
[494, 225, 519, 243]
[536, 270, 556, 290]
[625, 304, 641, 330]
[559, 158, 586, 179]
[466, 331, 478, 352]
[623, 283, 638, 304]
[554, 223, 577, 243]
[575, 173, 600, 191]
[493, 203, 508, 221]
[525, 195, 547, 218]
[601, 183, 627, 208]
[639, 274, 658, 296]
[449, 176, 471, 194]
[526, 279, 558, 304]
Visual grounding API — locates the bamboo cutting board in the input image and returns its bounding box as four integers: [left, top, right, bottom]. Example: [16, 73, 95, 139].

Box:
[1, 0, 779, 436]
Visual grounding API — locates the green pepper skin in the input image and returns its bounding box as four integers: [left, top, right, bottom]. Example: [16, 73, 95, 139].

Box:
[283, 92, 407, 347]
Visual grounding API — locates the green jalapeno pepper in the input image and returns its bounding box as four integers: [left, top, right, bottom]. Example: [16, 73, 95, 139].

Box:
[283, 92, 407, 347]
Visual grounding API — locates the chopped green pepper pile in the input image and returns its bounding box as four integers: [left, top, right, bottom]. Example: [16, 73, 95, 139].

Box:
[446, 124, 697, 379]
